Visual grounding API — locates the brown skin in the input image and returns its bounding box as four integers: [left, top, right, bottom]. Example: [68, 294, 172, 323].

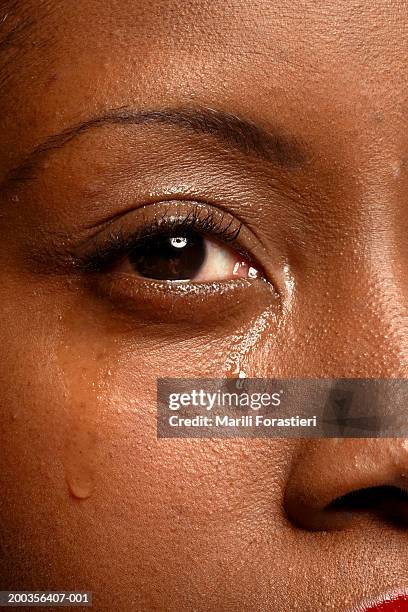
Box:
[0, 1, 408, 610]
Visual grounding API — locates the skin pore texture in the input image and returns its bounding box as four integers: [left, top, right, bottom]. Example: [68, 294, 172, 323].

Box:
[0, 0, 408, 610]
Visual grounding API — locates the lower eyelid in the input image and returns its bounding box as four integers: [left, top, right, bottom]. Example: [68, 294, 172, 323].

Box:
[86, 272, 280, 325]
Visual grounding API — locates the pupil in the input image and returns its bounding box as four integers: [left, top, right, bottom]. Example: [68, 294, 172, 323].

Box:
[128, 232, 206, 280]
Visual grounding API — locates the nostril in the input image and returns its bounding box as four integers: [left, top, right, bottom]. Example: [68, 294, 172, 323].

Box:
[328, 485, 408, 528]
[284, 439, 408, 531]
[330, 485, 408, 510]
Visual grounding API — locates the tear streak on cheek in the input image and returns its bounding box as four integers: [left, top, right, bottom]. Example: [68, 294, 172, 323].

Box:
[224, 304, 278, 378]
[56, 330, 114, 501]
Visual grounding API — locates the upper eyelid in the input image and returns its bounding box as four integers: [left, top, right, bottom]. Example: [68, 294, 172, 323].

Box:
[71, 206, 251, 274]
[76, 200, 244, 248]
[26, 199, 270, 283]
[78, 193, 265, 250]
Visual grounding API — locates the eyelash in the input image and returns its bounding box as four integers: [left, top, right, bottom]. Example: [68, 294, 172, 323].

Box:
[76, 205, 246, 273]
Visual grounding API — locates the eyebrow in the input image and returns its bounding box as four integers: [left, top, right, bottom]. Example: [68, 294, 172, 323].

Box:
[3, 106, 307, 187]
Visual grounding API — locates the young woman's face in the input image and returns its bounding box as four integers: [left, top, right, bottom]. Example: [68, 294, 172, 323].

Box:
[1, 1, 407, 610]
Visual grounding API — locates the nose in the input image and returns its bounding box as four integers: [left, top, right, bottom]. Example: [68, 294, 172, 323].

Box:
[284, 438, 408, 530]
[269, 134, 408, 530]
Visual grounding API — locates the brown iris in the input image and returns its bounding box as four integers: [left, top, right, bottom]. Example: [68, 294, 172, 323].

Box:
[128, 232, 206, 281]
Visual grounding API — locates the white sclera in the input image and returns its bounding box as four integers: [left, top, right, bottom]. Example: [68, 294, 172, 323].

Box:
[193, 240, 259, 281]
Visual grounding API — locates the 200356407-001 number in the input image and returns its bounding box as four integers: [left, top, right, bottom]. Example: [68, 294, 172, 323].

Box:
[0, 591, 92, 607]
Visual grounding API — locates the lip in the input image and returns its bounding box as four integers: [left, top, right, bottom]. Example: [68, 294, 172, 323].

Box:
[353, 592, 408, 611]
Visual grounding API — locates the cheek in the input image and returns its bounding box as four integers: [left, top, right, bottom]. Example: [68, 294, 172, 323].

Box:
[0, 277, 275, 580]
[0, 298, 293, 607]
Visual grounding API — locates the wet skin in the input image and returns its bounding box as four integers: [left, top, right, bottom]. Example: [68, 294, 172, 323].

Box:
[0, 1, 408, 610]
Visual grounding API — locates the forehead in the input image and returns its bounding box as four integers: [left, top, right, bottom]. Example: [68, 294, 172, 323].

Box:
[1, 0, 408, 170]
[4, 1, 407, 77]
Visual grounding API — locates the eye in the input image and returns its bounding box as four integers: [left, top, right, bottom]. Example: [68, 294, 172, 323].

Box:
[65, 204, 275, 323]
[72, 203, 268, 293]
[119, 230, 260, 282]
